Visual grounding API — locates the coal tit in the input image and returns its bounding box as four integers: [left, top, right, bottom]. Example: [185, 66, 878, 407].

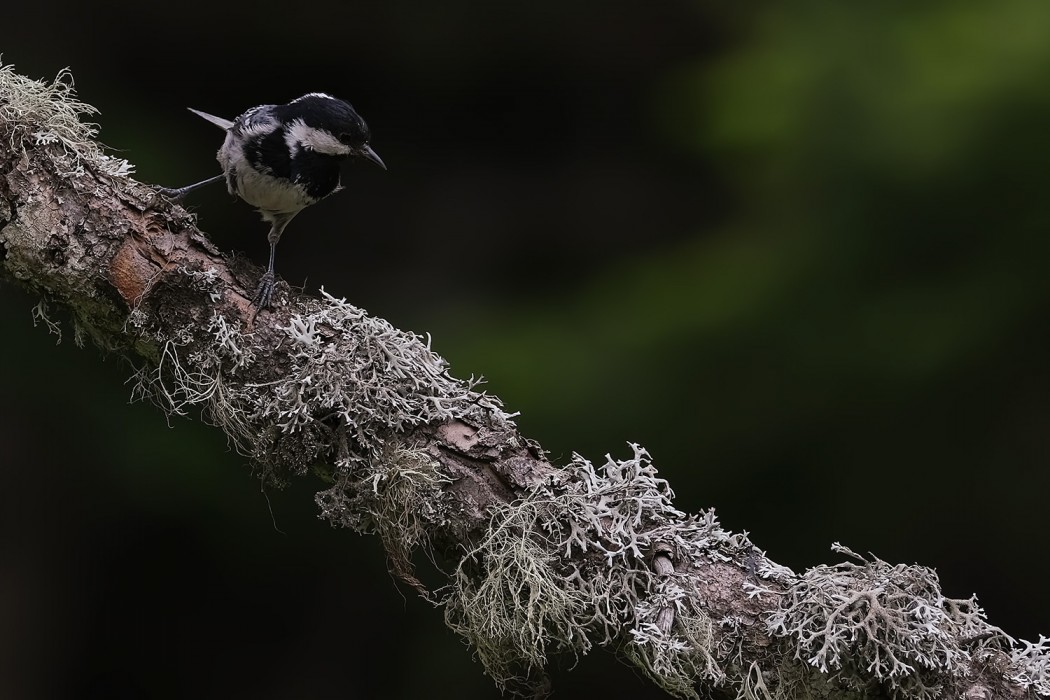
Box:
[158, 93, 386, 309]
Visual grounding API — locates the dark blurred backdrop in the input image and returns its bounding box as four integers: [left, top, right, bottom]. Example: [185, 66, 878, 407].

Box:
[2, 1, 1049, 698]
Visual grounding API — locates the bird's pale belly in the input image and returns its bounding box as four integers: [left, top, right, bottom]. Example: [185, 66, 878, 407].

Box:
[232, 167, 315, 215]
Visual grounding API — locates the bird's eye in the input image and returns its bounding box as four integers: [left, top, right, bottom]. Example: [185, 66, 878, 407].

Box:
[340, 132, 368, 148]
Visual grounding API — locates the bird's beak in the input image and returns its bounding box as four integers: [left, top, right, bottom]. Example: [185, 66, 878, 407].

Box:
[359, 144, 387, 170]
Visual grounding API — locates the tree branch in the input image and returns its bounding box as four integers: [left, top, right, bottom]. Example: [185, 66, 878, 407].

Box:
[1, 63, 1046, 700]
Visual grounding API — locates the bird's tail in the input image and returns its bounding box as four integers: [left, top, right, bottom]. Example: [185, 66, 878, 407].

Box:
[187, 108, 234, 130]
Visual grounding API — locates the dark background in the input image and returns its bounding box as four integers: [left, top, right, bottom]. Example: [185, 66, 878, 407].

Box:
[3, 1, 1050, 698]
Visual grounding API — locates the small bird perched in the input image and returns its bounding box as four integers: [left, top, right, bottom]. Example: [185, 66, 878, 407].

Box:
[157, 92, 386, 309]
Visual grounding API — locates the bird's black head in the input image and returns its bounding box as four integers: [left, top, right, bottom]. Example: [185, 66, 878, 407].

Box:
[280, 93, 386, 169]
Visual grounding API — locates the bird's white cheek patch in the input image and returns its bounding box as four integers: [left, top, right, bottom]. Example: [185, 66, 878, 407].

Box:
[286, 119, 351, 156]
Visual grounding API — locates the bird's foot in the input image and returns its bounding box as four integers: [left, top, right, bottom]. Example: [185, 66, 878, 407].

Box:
[154, 185, 193, 200]
[147, 175, 226, 209]
[146, 185, 189, 210]
[252, 270, 277, 310]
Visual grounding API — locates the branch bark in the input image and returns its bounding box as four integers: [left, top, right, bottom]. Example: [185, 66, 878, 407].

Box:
[1, 65, 1046, 700]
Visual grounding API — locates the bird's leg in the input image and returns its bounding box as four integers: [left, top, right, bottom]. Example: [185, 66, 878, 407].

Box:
[155, 173, 225, 199]
[251, 212, 297, 310]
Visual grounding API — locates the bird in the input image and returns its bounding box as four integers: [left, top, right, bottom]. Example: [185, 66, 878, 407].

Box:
[156, 92, 386, 309]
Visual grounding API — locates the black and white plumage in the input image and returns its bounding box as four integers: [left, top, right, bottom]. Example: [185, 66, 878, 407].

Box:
[158, 93, 386, 309]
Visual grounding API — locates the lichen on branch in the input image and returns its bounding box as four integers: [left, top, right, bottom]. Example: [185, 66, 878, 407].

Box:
[0, 62, 132, 178]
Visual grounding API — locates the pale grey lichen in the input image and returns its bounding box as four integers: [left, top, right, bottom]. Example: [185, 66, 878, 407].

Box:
[0, 60, 134, 178]
[30, 297, 62, 342]
[445, 498, 590, 687]
[250, 290, 486, 458]
[316, 443, 452, 592]
[130, 288, 498, 483]
[732, 658, 873, 700]
[625, 593, 721, 698]
[763, 543, 1014, 698]
[441, 444, 746, 697]
[1012, 635, 1050, 696]
[734, 662, 775, 700]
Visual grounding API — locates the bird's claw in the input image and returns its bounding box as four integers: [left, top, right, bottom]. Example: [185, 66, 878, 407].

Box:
[146, 185, 188, 210]
[252, 270, 276, 310]
[154, 186, 190, 199]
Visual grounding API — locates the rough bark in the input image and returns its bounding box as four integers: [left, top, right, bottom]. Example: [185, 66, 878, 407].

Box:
[1, 65, 1046, 700]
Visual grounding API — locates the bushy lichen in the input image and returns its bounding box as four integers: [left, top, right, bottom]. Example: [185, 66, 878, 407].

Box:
[0, 60, 133, 178]
[441, 444, 748, 697]
[625, 594, 720, 698]
[30, 297, 62, 341]
[733, 658, 874, 700]
[734, 662, 775, 700]
[759, 543, 1013, 698]
[444, 498, 590, 686]
[257, 291, 474, 448]
[131, 287, 496, 482]
[316, 443, 451, 592]
[1012, 635, 1050, 696]
[128, 284, 508, 590]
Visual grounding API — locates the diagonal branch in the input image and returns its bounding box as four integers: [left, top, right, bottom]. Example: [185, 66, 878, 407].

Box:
[1, 63, 1046, 700]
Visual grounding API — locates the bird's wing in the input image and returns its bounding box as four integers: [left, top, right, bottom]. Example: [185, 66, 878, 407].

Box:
[187, 108, 234, 130]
